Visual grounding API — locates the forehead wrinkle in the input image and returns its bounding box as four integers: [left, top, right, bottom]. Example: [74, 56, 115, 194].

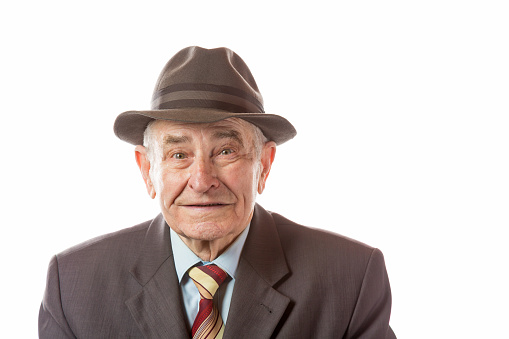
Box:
[153, 119, 250, 149]
[212, 129, 244, 147]
[162, 134, 191, 145]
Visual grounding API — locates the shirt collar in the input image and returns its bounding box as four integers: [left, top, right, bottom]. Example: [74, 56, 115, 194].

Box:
[170, 223, 251, 282]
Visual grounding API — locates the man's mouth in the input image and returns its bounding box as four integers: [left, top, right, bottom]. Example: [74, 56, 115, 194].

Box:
[182, 203, 229, 207]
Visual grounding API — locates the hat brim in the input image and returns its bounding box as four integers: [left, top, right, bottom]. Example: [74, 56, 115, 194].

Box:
[114, 108, 297, 146]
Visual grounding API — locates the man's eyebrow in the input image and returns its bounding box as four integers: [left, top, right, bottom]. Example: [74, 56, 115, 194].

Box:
[163, 134, 191, 145]
[213, 129, 244, 147]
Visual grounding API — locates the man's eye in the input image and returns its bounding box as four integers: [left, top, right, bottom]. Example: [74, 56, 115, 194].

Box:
[220, 149, 234, 156]
[173, 153, 186, 159]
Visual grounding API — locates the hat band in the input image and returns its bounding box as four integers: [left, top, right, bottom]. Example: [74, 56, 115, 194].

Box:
[151, 83, 264, 113]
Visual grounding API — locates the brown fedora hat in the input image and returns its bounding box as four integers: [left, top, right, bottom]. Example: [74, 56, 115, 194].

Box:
[114, 46, 296, 145]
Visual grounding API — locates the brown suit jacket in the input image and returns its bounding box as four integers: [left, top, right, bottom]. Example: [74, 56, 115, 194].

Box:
[39, 204, 396, 338]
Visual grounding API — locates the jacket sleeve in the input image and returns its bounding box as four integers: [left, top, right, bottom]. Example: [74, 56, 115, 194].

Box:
[38, 255, 76, 339]
[345, 248, 396, 339]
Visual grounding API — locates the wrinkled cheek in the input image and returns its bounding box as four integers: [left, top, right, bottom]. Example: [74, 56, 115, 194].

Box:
[236, 176, 259, 215]
[159, 173, 188, 208]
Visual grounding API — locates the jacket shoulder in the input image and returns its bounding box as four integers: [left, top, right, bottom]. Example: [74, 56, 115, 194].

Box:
[269, 211, 375, 255]
[40, 218, 158, 338]
[56, 218, 153, 262]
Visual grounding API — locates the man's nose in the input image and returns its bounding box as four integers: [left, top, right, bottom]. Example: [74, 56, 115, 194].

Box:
[188, 157, 220, 193]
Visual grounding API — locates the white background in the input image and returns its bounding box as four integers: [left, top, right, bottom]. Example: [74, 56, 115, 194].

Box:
[1, 1, 508, 338]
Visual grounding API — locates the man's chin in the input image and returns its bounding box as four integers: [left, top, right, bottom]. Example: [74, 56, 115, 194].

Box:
[178, 222, 231, 242]
[178, 204, 233, 215]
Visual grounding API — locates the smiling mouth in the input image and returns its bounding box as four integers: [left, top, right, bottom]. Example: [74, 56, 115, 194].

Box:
[183, 203, 229, 207]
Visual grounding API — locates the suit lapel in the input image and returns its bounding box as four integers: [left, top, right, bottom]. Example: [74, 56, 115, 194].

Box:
[224, 204, 291, 338]
[125, 214, 189, 338]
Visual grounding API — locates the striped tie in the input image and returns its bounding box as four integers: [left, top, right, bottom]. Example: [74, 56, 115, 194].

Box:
[188, 265, 228, 339]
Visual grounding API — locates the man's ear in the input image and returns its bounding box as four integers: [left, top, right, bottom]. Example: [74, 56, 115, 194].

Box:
[135, 145, 156, 199]
[258, 141, 277, 194]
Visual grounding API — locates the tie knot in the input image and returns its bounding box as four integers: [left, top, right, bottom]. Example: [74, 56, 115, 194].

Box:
[188, 264, 228, 300]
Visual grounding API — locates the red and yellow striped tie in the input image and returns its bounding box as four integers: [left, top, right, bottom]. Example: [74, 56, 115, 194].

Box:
[188, 265, 228, 339]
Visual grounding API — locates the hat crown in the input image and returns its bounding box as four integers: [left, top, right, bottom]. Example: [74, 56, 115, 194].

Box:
[114, 46, 297, 146]
[151, 46, 264, 113]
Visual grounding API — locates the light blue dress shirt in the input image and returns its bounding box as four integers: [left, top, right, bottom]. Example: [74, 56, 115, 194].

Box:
[170, 224, 251, 328]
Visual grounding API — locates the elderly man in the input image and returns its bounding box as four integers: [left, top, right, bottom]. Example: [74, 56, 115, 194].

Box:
[39, 46, 396, 338]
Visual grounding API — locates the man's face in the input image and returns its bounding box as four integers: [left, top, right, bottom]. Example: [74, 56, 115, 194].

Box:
[136, 119, 275, 246]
